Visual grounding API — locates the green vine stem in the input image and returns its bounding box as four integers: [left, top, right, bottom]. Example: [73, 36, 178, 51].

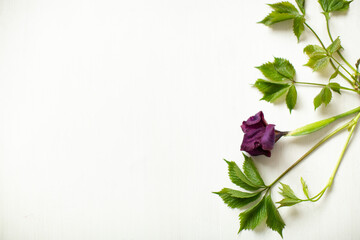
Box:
[304, 22, 356, 88]
[302, 112, 360, 203]
[295, 81, 359, 93]
[268, 118, 353, 188]
[325, 16, 358, 73]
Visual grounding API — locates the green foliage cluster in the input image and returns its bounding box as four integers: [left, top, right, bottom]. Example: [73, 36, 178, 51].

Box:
[254, 0, 358, 112]
[215, 0, 360, 237]
[214, 155, 285, 237]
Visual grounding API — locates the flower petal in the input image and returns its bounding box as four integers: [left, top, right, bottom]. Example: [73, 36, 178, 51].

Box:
[261, 124, 275, 151]
[241, 111, 267, 133]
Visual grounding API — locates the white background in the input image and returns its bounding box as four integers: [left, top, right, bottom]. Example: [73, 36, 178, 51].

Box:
[0, 0, 360, 239]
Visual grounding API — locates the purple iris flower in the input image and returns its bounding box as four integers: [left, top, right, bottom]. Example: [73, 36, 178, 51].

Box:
[240, 111, 286, 157]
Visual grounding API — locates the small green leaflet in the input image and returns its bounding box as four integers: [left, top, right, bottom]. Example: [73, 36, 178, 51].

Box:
[256, 57, 296, 81]
[329, 68, 339, 80]
[256, 63, 288, 82]
[277, 183, 302, 207]
[329, 82, 341, 94]
[254, 79, 290, 103]
[295, 0, 305, 14]
[259, 1, 305, 40]
[279, 183, 299, 200]
[314, 86, 332, 109]
[269, 1, 299, 15]
[266, 195, 286, 237]
[300, 177, 310, 199]
[286, 85, 297, 113]
[274, 58, 296, 80]
[239, 197, 267, 232]
[259, 12, 295, 26]
[327, 37, 341, 54]
[242, 154, 265, 187]
[214, 188, 261, 209]
[304, 44, 327, 57]
[224, 159, 261, 191]
[293, 16, 305, 41]
[304, 45, 329, 71]
[318, 0, 352, 13]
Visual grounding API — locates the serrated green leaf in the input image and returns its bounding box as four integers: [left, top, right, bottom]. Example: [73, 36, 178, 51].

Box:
[329, 68, 339, 80]
[286, 85, 297, 113]
[322, 86, 332, 105]
[269, 2, 299, 15]
[314, 92, 323, 109]
[274, 57, 296, 80]
[305, 55, 330, 71]
[296, 0, 306, 14]
[279, 183, 300, 200]
[239, 197, 267, 232]
[303, 45, 330, 71]
[293, 16, 305, 41]
[300, 177, 310, 199]
[225, 188, 260, 198]
[314, 86, 332, 109]
[224, 159, 260, 191]
[214, 188, 261, 209]
[304, 44, 327, 57]
[327, 37, 341, 54]
[266, 195, 285, 237]
[254, 79, 290, 103]
[277, 183, 302, 207]
[256, 62, 287, 82]
[242, 154, 265, 187]
[319, 0, 352, 13]
[329, 82, 341, 94]
[259, 11, 296, 26]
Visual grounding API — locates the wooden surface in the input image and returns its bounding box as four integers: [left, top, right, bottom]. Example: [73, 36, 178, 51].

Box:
[0, 0, 360, 239]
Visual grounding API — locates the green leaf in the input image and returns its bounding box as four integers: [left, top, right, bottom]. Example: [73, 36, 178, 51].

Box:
[327, 37, 341, 54]
[296, 0, 306, 14]
[242, 154, 265, 187]
[214, 188, 261, 209]
[293, 16, 305, 41]
[259, 2, 305, 40]
[259, 11, 296, 26]
[313, 93, 323, 109]
[277, 197, 302, 207]
[224, 159, 260, 191]
[322, 86, 332, 104]
[266, 195, 286, 237]
[304, 44, 330, 71]
[319, 0, 352, 13]
[277, 183, 302, 208]
[274, 57, 296, 80]
[254, 79, 290, 103]
[329, 68, 339, 80]
[300, 177, 310, 199]
[269, 2, 299, 15]
[314, 86, 332, 109]
[279, 183, 300, 200]
[256, 62, 288, 82]
[239, 197, 267, 232]
[304, 44, 327, 57]
[329, 82, 341, 94]
[256, 57, 296, 82]
[305, 55, 330, 71]
[286, 85, 297, 113]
